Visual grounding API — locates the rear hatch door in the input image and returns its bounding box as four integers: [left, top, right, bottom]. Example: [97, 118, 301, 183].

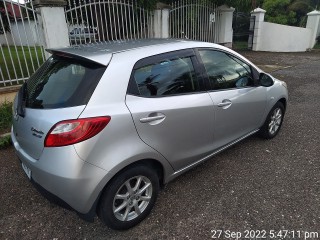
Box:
[12, 54, 106, 159]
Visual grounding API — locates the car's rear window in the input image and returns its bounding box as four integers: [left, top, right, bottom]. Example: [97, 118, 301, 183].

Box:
[25, 55, 106, 109]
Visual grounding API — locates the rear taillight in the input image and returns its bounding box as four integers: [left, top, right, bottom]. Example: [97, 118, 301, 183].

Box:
[45, 116, 111, 147]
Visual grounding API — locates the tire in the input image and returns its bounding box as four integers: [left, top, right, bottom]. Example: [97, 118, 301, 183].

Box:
[98, 164, 159, 230]
[259, 102, 285, 139]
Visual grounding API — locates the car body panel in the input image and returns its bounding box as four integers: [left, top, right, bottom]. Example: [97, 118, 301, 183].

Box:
[74, 101, 175, 178]
[208, 86, 267, 148]
[126, 94, 215, 171]
[11, 131, 108, 213]
[12, 98, 85, 159]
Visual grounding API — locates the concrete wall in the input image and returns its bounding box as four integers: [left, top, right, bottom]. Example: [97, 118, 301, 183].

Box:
[0, 33, 14, 45]
[258, 22, 312, 52]
[0, 86, 19, 103]
[10, 21, 42, 46]
[0, 21, 42, 46]
[251, 8, 320, 52]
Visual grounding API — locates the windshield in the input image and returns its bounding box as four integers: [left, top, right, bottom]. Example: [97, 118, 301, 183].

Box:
[24, 55, 106, 109]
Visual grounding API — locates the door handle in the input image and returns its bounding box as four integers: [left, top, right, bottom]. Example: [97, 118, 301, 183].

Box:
[217, 102, 232, 107]
[140, 115, 166, 123]
[217, 100, 232, 108]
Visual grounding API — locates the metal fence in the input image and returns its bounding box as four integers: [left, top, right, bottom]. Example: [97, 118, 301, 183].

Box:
[1, 0, 223, 88]
[170, 0, 220, 43]
[0, 0, 45, 87]
[65, 0, 154, 45]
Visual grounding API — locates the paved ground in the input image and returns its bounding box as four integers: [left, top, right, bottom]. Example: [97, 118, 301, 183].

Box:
[1, 51, 320, 240]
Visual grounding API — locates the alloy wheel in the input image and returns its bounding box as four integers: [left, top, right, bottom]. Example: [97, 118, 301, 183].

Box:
[113, 175, 153, 221]
[268, 107, 283, 135]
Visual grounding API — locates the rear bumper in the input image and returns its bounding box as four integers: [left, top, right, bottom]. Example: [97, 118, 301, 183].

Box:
[11, 131, 108, 214]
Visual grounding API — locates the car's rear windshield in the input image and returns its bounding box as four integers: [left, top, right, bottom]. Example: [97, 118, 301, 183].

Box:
[25, 55, 106, 109]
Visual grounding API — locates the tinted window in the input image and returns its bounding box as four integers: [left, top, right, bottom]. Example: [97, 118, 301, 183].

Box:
[25, 56, 106, 109]
[199, 50, 254, 90]
[133, 56, 200, 97]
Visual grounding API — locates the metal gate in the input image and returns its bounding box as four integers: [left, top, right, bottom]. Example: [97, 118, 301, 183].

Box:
[233, 12, 254, 50]
[65, 0, 153, 45]
[0, 0, 45, 87]
[248, 15, 255, 50]
[170, 1, 219, 43]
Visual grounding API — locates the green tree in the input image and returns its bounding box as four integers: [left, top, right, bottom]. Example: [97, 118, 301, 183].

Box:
[289, 0, 320, 26]
[263, 0, 297, 26]
[0, 2, 10, 33]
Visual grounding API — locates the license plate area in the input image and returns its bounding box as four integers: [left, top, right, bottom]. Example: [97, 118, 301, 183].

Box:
[21, 162, 31, 180]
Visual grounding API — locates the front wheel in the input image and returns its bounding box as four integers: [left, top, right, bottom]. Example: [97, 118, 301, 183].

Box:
[259, 102, 285, 139]
[98, 164, 159, 230]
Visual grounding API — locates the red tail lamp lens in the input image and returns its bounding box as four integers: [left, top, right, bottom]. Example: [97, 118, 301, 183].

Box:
[45, 117, 111, 147]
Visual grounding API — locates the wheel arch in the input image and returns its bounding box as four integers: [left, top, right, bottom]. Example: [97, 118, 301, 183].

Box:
[278, 98, 287, 111]
[96, 158, 165, 214]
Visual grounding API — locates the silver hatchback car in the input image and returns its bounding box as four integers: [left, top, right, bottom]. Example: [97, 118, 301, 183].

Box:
[12, 39, 288, 230]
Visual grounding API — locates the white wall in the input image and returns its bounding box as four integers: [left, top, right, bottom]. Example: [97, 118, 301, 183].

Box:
[10, 20, 42, 46]
[0, 21, 42, 46]
[251, 8, 320, 52]
[258, 22, 312, 52]
[0, 33, 14, 45]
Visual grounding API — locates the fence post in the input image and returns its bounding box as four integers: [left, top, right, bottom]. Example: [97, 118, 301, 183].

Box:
[153, 3, 171, 38]
[250, 7, 266, 51]
[306, 10, 320, 49]
[33, 0, 69, 58]
[217, 5, 235, 48]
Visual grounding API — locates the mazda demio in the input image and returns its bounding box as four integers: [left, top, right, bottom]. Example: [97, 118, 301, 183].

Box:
[12, 39, 288, 230]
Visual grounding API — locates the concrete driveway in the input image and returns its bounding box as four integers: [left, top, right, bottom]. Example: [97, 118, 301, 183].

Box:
[1, 51, 320, 240]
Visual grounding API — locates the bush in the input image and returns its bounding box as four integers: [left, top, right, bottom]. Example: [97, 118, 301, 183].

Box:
[0, 135, 11, 149]
[0, 101, 12, 133]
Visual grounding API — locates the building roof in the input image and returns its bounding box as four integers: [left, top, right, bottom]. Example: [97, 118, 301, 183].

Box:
[0, 0, 23, 19]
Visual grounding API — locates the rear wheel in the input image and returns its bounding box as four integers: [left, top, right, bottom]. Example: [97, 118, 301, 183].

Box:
[259, 102, 285, 139]
[98, 165, 159, 230]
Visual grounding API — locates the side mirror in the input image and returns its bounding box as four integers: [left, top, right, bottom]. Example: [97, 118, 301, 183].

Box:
[259, 73, 274, 87]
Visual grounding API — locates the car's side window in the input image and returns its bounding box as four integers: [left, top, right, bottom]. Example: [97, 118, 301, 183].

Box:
[132, 55, 201, 97]
[198, 50, 254, 90]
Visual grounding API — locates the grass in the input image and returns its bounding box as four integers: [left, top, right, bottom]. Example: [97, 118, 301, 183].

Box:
[0, 135, 11, 149]
[0, 101, 13, 149]
[0, 46, 45, 87]
[314, 42, 320, 49]
[233, 41, 249, 51]
[0, 101, 12, 134]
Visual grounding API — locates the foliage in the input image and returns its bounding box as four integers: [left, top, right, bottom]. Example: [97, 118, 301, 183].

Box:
[289, 0, 315, 26]
[263, 0, 297, 26]
[0, 135, 11, 149]
[0, 101, 12, 133]
[0, 2, 11, 33]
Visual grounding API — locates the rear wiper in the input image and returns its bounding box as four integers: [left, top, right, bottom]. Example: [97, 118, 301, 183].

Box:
[17, 83, 27, 117]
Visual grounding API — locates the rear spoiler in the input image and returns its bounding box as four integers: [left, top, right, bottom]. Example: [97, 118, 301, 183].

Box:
[46, 48, 112, 66]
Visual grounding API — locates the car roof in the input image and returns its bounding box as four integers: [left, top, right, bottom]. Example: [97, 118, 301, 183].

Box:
[47, 38, 223, 66]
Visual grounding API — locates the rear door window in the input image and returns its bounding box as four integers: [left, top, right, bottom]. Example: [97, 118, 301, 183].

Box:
[25, 55, 106, 109]
[129, 50, 204, 97]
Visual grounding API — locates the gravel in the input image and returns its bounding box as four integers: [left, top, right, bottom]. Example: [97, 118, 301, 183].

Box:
[1, 51, 320, 240]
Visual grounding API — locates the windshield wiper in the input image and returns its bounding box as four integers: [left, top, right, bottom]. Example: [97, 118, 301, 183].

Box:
[17, 83, 27, 117]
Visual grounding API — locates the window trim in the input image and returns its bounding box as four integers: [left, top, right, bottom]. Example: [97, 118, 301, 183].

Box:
[127, 49, 207, 98]
[195, 48, 259, 92]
